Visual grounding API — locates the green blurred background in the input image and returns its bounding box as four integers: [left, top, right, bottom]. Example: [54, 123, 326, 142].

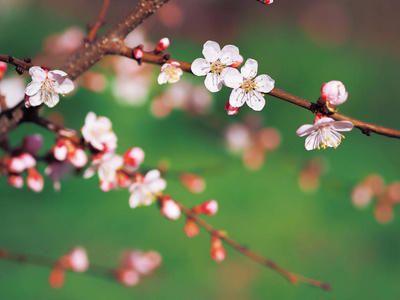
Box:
[1, 0, 400, 299]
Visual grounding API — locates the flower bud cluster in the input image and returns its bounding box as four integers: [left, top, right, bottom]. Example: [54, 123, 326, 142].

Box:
[183, 200, 219, 239]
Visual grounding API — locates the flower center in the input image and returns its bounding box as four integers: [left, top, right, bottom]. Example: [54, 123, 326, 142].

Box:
[41, 78, 57, 104]
[164, 65, 180, 83]
[240, 78, 256, 93]
[210, 60, 224, 75]
[318, 125, 344, 150]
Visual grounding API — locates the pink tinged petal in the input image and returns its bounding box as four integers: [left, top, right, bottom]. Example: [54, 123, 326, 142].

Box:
[54, 78, 74, 94]
[100, 180, 114, 192]
[20, 153, 36, 169]
[204, 73, 222, 93]
[109, 155, 124, 169]
[254, 74, 275, 93]
[144, 169, 161, 183]
[9, 157, 25, 173]
[304, 131, 319, 151]
[44, 93, 60, 108]
[129, 182, 141, 193]
[191, 58, 210, 76]
[158, 73, 168, 85]
[96, 116, 113, 130]
[48, 69, 67, 79]
[69, 149, 88, 168]
[90, 139, 104, 151]
[241, 58, 258, 79]
[202, 41, 220, 62]
[330, 121, 354, 132]
[83, 166, 97, 179]
[25, 81, 42, 96]
[229, 88, 247, 108]
[161, 199, 181, 220]
[27, 171, 44, 192]
[85, 112, 97, 125]
[54, 144, 68, 161]
[223, 68, 242, 88]
[296, 124, 316, 137]
[314, 117, 335, 127]
[28, 92, 43, 106]
[246, 91, 265, 111]
[29, 67, 46, 82]
[219, 45, 240, 65]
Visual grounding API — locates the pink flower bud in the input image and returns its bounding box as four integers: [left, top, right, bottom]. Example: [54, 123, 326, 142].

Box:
[0, 62, 7, 79]
[54, 141, 68, 161]
[160, 196, 181, 220]
[179, 173, 206, 193]
[231, 55, 243, 68]
[100, 180, 114, 192]
[201, 200, 218, 216]
[20, 153, 36, 169]
[22, 134, 43, 154]
[8, 175, 24, 188]
[8, 157, 25, 173]
[184, 218, 200, 238]
[27, 168, 44, 192]
[321, 80, 348, 105]
[210, 236, 226, 263]
[123, 147, 145, 167]
[65, 246, 89, 273]
[48, 266, 65, 289]
[115, 268, 140, 287]
[69, 148, 88, 168]
[134, 49, 144, 59]
[158, 37, 170, 49]
[224, 101, 240, 115]
[121, 250, 161, 275]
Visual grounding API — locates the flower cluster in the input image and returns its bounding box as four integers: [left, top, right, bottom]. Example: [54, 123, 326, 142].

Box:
[192, 41, 275, 112]
[115, 250, 162, 287]
[183, 200, 218, 239]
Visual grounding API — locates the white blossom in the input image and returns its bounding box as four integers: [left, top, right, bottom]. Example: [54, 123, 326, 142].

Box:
[129, 170, 166, 208]
[224, 58, 274, 111]
[191, 40, 240, 92]
[81, 112, 117, 152]
[25, 66, 74, 108]
[158, 62, 182, 84]
[296, 115, 354, 151]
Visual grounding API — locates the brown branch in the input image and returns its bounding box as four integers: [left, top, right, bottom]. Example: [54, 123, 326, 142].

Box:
[176, 202, 331, 290]
[0, 55, 33, 74]
[86, 0, 111, 43]
[115, 47, 400, 140]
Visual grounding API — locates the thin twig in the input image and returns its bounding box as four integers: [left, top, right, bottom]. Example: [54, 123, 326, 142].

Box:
[0, 55, 33, 73]
[176, 202, 331, 290]
[86, 0, 111, 43]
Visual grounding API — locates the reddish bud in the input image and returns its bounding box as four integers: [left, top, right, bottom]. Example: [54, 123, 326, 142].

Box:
[184, 218, 200, 238]
[27, 168, 44, 192]
[231, 55, 243, 68]
[115, 268, 140, 287]
[158, 37, 170, 49]
[179, 173, 206, 193]
[0, 62, 7, 79]
[100, 180, 114, 192]
[8, 157, 25, 173]
[8, 175, 24, 188]
[201, 200, 218, 216]
[134, 49, 143, 59]
[117, 172, 131, 188]
[49, 266, 65, 289]
[224, 101, 240, 115]
[210, 236, 226, 263]
[20, 153, 36, 169]
[160, 195, 181, 220]
[62, 246, 89, 272]
[123, 147, 145, 167]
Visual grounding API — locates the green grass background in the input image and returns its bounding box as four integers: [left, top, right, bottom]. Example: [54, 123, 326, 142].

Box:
[1, 2, 400, 299]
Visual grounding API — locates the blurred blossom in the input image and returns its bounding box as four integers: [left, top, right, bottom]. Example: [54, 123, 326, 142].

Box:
[386, 182, 400, 204]
[44, 27, 85, 56]
[242, 146, 265, 170]
[363, 174, 385, 197]
[298, 157, 326, 192]
[351, 184, 373, 208]
[120, 250, 162, 275]
[255, 128, 281, 151]
[374, 202, 394, 224]
[22, 134, 43, 155]
[179, 173, 206, 193]
[157, 62, 183, 84]
[156, 1, 184, 28]
[82, 71, 107, 92]
[124, 28, 152, 49]
[0, 76, 25, 111]
[81, 112, 117, 152]
[225, 124, 252, 152]
[45, 161, 72, 191]
[129, 170, 166, 208]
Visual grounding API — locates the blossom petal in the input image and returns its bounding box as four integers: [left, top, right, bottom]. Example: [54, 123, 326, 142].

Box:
[296, 124, 316, 137]
[246, 91, 265, 111]
[29, 92, 43, 106]
[254, 74, 275, 93]
[129, 189, 143, 208]
[241, 59, 258, 79]
[158, 73, 168, 85]
[29, 67, 46, 82]
[54, 78, 74, 94]
[144, 169, 161, 183]
[202, 41, 220, 62]
[304, 131, 319, 151]
[147, 178, 166, 193]
[229, 88, 246, 108]
[219, 45, 240, 65]
[25, 81, 41, 96]
[223, 68, 242, 88]
[83, 166, 97, 179]
[191, 58, 210, 76]
[204, 73, 222, 93]
[330, 121, 354, 132]
[44, 93, 59, 108]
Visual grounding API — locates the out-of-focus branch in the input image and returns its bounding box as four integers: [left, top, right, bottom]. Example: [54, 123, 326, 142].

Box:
[0, 55, 33, 74]
[86, 0, 111, 43]
[176, 202, 331, 290]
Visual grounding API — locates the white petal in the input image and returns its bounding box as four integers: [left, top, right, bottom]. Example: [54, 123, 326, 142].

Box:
[129, 182, 141, 193]
[254, 74, 275, 93]
[147, 178, 166, 193]
[158, 73, 168, 85]
[246, 91, 265, 111]
[296, 124, 316, 137]
[129, 190, 144, 208]
[202, 41, 220, 62]
[305, 131, 319, 151]
[144, 169, 161, 183]
[241, 59, 258, 79]
[83, 166, 97, 179]
[48, 70, 67, 78]
[330, 121, 354, 132]
[25, 81, 42, 96]
[85, 112, 97, 125]
[229, 88, 246, 108]
[223, 68, 242, 88]
[29, 92, 43, 106]
[191, 58, 210, 76]
[29, 67, 46, 82]
[44, 93, 60, 108]
[109, 155, 124, 169]
[204, 73, 222, 93]
[219, 45, 240, 65]
[54, 78, 74, 94]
